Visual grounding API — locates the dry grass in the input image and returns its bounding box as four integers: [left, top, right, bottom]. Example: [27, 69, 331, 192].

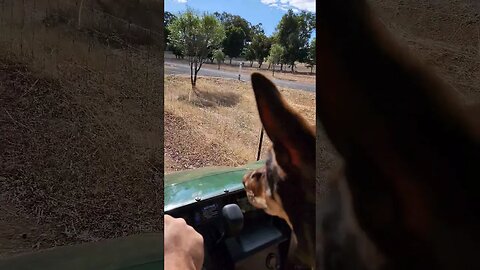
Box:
[0, 56, 162, 258]
[164, 75, 316, 173]
[371, 0, 480, 104]
[0, 0, 162, 258]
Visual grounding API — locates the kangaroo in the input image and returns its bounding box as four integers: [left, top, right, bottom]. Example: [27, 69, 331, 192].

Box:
[244, 0, 479, 269]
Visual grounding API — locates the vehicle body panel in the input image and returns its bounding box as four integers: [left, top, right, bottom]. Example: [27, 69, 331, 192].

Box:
[0, 233, 162, 270]
[164, 160, 265, 212]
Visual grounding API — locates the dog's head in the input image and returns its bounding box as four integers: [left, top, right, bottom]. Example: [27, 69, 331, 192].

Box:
[242, 73, 316, 267]
[315, 1, 480, 270]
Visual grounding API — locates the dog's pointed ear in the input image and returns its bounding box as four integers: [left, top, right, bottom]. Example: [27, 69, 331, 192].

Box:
[250, 73, 315, 173]
[316, 2, 480, 264]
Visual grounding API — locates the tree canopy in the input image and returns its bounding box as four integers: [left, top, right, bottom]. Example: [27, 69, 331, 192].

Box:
[250, 32, 272, 68]
[305, 37, 316, 73]
[166, 9, 316, 74]
[214, 12, 252, 41]
[275, 10, 315, 72]
[168, 9, 225, 86]
[214, 12, 251, 62]
[213, 49, 225, 69]
[223, 25, 247, 62]
[268, 43, 284, 76]
[242, 45, 255, 67]
[164, 11, 176, 46]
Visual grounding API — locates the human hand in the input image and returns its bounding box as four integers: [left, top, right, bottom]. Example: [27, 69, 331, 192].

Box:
[164, 215, 204, 270]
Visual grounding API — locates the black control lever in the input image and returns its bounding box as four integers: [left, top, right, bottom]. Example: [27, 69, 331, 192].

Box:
[222, 204, 244, 236]
[215, 204, 244, 246]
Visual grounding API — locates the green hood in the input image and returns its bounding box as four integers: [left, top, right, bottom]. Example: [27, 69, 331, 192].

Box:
[0, 233, 162, 270]
[164, 160, 265, 212]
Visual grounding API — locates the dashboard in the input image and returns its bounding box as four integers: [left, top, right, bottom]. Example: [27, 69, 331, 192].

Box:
[165, 189, 292, 270]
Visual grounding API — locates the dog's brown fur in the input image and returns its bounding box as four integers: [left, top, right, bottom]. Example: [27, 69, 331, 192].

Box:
[244, 1, 479, 269]
[243, 73, 316, 268]
[316, 1, 479, 269]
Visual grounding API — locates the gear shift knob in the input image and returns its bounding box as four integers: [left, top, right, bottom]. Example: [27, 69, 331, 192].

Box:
[222, 204, 244, 237]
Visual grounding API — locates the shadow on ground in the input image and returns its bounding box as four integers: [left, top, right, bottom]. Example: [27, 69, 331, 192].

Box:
[179, 87, 241, 108]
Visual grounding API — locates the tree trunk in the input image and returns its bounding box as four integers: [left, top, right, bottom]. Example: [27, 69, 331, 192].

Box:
[250, 61, 253, 67]
[193, 61, 198, 86]
[189, 62, 194, 101]
[310, 65, 313, 74]
[267, 62, 271, 70]
[259, 62, 263, 69]
[229, 58, 232, 65]
[280, 63, 283, 71]
[272, 64, 275, 76]
[291, 63, 295, 73]
[217, 62, 220, 70]
[190, 61, 194, 87]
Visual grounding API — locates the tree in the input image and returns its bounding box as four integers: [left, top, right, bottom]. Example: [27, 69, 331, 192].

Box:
[164, 11, 177, 47]
[214, 12, 252, 40]
[171, 45, 184, 59]
[250, 32, 271, 69]
[305, 38, 316, 74]
[214, 12, 251, 64]
[168, 9, 225, 87]
[223, 25, 246, 64]
[298, 11, 316, 42]
[164, 12, 183, 58]
[250, 23, 265, 37]
[268, 44, 284, 76]
[242, 45, 255, 67]
[275, 9, 315, 73]
[213, 49, 225, 70]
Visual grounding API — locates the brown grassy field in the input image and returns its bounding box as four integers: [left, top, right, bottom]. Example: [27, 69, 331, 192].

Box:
[0, 0, 162, 258]
[164, 75, 316, 173]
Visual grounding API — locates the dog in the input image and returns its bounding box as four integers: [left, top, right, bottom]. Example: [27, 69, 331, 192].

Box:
[244, 0, 479, 269]
[315, 0, 479, 269]
[243, 72, 316, 269]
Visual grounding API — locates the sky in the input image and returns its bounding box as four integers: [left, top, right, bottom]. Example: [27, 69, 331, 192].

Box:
[165, 0, 316, 37]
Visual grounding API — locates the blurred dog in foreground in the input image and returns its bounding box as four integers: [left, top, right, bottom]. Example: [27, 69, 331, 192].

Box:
[243, 1, 479, 269]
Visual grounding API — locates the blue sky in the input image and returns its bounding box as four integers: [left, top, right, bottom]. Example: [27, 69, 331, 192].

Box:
[165, 0, 316, 37]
